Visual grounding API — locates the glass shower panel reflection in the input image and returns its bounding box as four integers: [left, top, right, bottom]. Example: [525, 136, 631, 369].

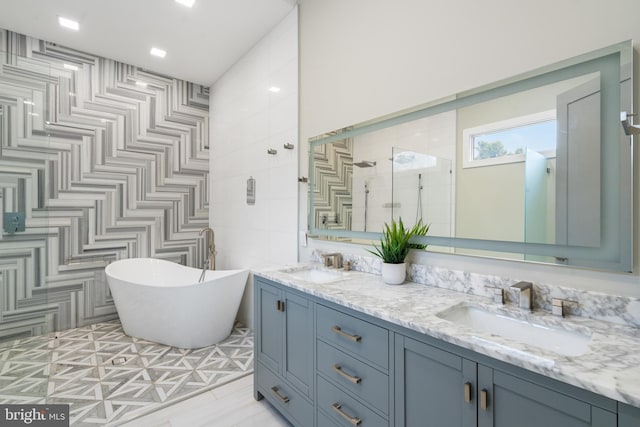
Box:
[392, 147, 453, 237]
[0, 50, 52, 346]
[0, 48, 53, 405]
[524, 148, 554, 245]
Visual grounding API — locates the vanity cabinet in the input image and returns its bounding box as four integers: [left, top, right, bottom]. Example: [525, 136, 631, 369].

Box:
[254, 275, 637, 427]
[395, 334, 616, 427]
[254, 277, 314, 426]
[316, 304, 390, 426]
[619, 403, 640, 427]
[477, 367, 616, 427]
[394, 335, 476, 426]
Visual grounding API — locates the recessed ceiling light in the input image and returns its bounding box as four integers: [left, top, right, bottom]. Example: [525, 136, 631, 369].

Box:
[63, 63, 78, 71]
[150, 47, 167, 58]
[268, 86, 281, 93]
[175, 0, 196, 7]
[58, 16, 79, 31]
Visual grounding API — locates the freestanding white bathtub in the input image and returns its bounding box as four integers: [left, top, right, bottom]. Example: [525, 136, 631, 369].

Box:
[105, 258, 249, 349]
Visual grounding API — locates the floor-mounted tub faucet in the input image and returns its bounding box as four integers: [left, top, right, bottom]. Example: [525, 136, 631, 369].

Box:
[198, 258, 210, 283]
[199, 227, 216, 275]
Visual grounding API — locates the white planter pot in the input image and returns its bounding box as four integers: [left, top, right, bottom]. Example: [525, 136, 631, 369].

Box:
[381, 262, 406, 285]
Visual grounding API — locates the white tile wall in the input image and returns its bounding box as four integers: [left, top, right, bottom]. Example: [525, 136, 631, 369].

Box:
[210, 8, 298, 328]
[351, 111, 456, 232]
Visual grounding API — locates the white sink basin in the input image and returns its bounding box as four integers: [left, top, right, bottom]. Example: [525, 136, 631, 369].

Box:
[280, 266, 345, 284]
[436, 304, 591, 357]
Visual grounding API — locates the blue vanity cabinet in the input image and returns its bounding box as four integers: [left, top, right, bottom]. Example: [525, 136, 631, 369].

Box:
[477, 366, 616, 427]
[394, 334, 477, 427]
[395, 331, 617, 427]
[619, 402, 640, 427]
[315, 304, 391, 426]
[254, 275, 635, 427]
[254, 277, 314, 426]
[255, 278, 283, 373]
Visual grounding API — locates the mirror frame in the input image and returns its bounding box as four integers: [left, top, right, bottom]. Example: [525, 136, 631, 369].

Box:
[308, 41, 633, 272]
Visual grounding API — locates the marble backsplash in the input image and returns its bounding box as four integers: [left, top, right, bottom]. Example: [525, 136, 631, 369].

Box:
[311, 249, 640, 328]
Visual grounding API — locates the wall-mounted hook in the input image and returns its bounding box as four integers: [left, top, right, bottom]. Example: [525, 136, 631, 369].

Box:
[267, 148, 277, 155]
[283, 143, 294, 150]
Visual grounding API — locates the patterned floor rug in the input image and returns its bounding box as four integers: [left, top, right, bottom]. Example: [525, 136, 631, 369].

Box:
[0, 320, 254, 426]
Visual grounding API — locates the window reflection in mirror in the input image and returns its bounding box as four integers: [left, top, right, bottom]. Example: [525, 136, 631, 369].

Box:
[454, 72, 601, 248]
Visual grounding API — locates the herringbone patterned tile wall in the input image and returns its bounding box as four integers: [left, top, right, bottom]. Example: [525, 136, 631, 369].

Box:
[0, 29, 210, 342]
[312, 138, 353, 231]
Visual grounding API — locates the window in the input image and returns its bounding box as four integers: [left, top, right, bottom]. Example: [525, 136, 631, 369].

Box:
[462, 110, 557, 168]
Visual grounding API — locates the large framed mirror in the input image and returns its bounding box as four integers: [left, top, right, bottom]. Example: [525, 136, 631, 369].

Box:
[308, 41, 633, 272]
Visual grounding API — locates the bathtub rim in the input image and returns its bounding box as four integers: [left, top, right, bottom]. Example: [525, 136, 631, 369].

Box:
[105, 257, 248, 288]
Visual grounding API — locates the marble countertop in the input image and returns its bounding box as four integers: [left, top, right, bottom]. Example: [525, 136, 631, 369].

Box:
[255, 264, 640, 408]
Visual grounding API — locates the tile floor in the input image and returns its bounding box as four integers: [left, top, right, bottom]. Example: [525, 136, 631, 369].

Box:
[0, 320, 256, 426]
[122, 374, 291, 427]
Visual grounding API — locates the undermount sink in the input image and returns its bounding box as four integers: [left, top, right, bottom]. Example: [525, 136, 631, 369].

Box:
[436, 303, 591, 357]
[280, 266, 345, 284]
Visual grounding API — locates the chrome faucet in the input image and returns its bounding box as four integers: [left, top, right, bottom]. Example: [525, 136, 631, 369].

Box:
[321, 253, 343, 269]
[199, 227, 216, 271]
[510, 281, 533, 310]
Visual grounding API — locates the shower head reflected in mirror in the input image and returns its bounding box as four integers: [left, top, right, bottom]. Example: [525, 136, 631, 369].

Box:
[621, 111, 640, 136]
[353, 160, 377, 168]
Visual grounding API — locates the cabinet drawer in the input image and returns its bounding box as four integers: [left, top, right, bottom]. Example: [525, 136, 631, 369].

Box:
[318, 375, 388, 427]
[256, 362, 313, 427]
[317, 340, 389, 415]
[318, 409, 341, 427]
[317, 304, 389, 370]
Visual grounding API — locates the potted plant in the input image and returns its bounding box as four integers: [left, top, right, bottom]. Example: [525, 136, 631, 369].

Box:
[368, 217, 429, 285]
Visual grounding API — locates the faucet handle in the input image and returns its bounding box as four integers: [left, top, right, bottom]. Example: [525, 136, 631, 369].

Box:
[495, 288, 504, 304]
[488, 286, 504, 304]
[551, 298, 565, 317]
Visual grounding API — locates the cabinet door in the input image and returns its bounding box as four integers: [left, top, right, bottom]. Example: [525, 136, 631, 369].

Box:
[477, 366, 616, 427]
[283, 291, 314, 398]
[256, 280, 283, 374]
[619, 402, 640, 427]
[395, 335, 477, 427]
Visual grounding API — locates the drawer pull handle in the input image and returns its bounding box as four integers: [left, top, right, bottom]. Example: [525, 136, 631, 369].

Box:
[333, 364, 362, 384]
[332, 402, 362, 426]
[463, 382, 472, 403]
[480, 389, 489, 410]
[271, 386, 290, 404]
[331, 325, 362, 342]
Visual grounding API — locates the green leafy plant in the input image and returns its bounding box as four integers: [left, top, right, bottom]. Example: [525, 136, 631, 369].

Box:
[367, 217, 429, 264]
[408, 221, 430, 250]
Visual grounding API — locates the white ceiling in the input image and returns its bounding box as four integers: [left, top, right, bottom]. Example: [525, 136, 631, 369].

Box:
[0, 0, 297, 86]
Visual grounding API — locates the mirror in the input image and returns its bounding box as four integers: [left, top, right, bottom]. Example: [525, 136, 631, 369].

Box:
[308, 41, 633, 272]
